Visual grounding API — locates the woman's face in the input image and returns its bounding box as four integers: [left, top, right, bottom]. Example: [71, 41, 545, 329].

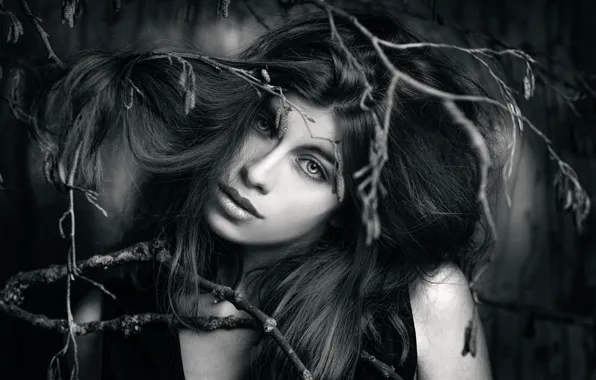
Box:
[204, 94, 342, 247]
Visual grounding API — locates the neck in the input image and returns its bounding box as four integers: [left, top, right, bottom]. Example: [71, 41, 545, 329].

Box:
[215, 238, 314, 291]
[241, 243, 296, 272]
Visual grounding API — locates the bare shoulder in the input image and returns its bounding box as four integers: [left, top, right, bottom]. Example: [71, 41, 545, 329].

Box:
[409, 262, 472, 314]
[409, 263, 493, 380]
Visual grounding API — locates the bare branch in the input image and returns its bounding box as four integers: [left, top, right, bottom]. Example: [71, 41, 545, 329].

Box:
[0, 302, 259, 335]
[386, 4, 594, 102]
[0, 241, 402, 379]
[16, 0, 64, 69]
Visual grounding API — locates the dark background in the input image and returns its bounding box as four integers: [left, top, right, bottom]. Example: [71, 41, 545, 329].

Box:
[1, 0, 595, 379]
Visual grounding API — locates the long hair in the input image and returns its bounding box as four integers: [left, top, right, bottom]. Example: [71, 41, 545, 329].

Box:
[28, 11, 509, 380]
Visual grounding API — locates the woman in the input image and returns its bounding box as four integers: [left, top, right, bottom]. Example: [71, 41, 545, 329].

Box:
[30, 10, 506, 380]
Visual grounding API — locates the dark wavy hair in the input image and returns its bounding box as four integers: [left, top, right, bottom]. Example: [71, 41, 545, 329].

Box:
[28, 10, 509, 380]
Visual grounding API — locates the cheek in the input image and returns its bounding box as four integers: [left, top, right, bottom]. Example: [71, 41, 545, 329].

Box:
[272, 189, 338, 223]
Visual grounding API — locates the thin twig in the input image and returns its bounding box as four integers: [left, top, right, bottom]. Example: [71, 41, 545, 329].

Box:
[360, 350, 405, 380]
[1, 93, 35, 124]
[315, 0, 591, 238]
[17, 0, 64, 69]
[1, 242, 156, 301]
[474, 292, 595, 329]
[393, 4, 594, 101]
[54, 143, 83, 380]
[444, 100, 497, 240]
[305, 0, 592, 359]
[241, 0, 270, 30]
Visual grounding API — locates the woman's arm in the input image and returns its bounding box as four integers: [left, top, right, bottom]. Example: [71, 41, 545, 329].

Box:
[410, 263, 493, 380]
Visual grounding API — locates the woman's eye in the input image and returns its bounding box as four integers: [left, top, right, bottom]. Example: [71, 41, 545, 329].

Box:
[255, 115, 274, 136]
[297, 158, 327, 182]
[305, 161, 320, 175]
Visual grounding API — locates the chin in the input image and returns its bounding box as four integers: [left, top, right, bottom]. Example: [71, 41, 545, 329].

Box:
[205, 212, 290, 246]
[204, 203, 327, 247]
[204, 205, 270, 245]
[205, 205, 247, 243]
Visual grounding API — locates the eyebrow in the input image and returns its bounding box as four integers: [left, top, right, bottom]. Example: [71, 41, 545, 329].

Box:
[303, 143, 337, 165]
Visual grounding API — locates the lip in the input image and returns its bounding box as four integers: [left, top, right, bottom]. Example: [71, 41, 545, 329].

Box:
[218, 184, 264, 219]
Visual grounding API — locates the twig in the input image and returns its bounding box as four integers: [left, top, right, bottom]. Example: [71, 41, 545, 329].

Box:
[64, 145, 82, 277]
[444, 100, 497, 240]
[360, 350, 405, 380]
[160, 255, 314, 379]
[2, 9, 24, 43]
[173, 3, 592, 358]
[153, 53, 340, 180]
[304, 0, 592, 359]
[17, 0, 64, 69]
[473, 292, 595, 329]
[1, 242, 156, 303]
[392, 4, 595, 102]
[318, 0, 591, 238]
[575, 73, 596, 100]
[0, 241, 399, 379]
[51, 143, 83, 380]
[1, 93, 35, 124]
[241, 0, 270, 30]
[0, 302, 259, 335]
[322, 2, 502, 244]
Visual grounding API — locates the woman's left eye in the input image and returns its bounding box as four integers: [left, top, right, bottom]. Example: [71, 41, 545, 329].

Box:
[296, 158, 327, 182]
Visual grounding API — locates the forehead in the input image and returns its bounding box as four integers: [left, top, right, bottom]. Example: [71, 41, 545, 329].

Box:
[270, 94, 339, 142]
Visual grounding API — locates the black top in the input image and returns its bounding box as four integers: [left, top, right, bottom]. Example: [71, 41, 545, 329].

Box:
[99, 264, 418, 380]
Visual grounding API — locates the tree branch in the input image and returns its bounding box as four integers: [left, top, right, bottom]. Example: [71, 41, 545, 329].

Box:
[0, 240, 406, 380]
[16, 0, 64, 69]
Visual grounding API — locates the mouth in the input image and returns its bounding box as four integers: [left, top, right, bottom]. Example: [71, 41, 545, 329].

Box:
[218, 183, 264, 219]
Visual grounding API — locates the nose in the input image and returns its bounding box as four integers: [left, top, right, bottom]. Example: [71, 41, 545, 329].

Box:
[240, 150, 281, 195]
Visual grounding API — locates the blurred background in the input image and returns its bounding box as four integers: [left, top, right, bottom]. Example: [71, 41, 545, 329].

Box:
[0, 0, 594, 379]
